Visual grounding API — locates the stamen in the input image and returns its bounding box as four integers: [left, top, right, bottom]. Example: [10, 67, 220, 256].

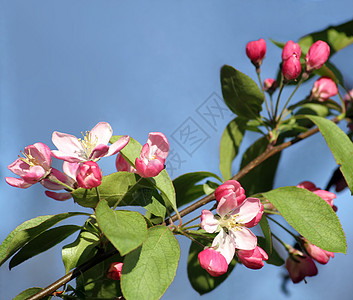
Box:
[18, 149, 39, 167]
[79, 131, 98, 158]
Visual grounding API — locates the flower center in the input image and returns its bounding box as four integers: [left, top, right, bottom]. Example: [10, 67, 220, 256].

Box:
[79, 131, 98, 158]
[19, 150, 39, 167]
[227, 214, 245, 230]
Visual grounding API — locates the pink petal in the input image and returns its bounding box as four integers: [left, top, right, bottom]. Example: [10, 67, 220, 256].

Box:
[229, 227, 257, 250]
[52, 131, 83, 159]
[216, 193, 237, 218]
[89, 122, 113, 146]
[63, 161, 80, 180]
[5, 177, 33, 189]
[200, 210, 219, 233]
[45, 191, 72, 201]
[106, 135, 130, 157]
[232, 197, 262, 224]
[135, 157, 165, 178]
[21, 166, 46, 183]
[147, 132, 169, 160]
[212, 230, 236, 264]
[89, 144, 109, 160]
[8, 159, 30, 176]
[198, 248, 228, 277]
[51, 150, 83, 163]
[28, 143, 52, 170]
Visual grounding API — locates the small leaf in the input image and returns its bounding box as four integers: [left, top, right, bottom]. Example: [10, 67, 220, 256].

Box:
[259, 216, 272, 255]
[220, 65, 263, 119]
[95, 199, 148, 256]
[203, 180, 220, 195]
[306, 115, 353, 194]
[0, 212, 87, 267]
[121, 226, 180, 300]
[13, 288, 51, 300]
[219, 117, 248, 180]
[263, 186, 346, 253]
[173, 171, 222, 208]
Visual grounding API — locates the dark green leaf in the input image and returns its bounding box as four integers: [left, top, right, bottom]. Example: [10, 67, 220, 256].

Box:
[203, 180, 220, 195]
[219, 117, 248, 180]
[259, 216, 272, 255]
[96, 199, 148, 256]
[13, 288, 51, 300]
[220, 65, 264, 119]
[263, 186, 346, 253]
[133, 188, 166, 218]
[121, 226, 180, 300]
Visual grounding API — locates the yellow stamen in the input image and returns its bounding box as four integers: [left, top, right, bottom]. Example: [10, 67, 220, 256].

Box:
[18, 149, 39, 167]
[79, 131, 98, 158]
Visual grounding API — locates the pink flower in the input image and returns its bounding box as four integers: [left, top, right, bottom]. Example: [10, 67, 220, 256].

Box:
[305, 41, 330, 72]
[263, 78, 278, 95]
[135, 132, 169, 178]
[303, 239, 334, 265]
[107, 262, 123, 280]
[6, 142, 52, 189]
[310, 77, 338, 101]
[282, 40, 302, 61]
[286, 248, 318, 283]
[297, 181, 336, 208]
[198, 248, 228, 277]
[116, 153, 136, 173]
[245, 38, 266, 67]
[237, 246, 268, 269]
[52, 122, 129, 163]
[201, 195, 262, 264]
[282, 56, 302, 81]
[343, 89, 353, 102]
[214, 180, 246, 205]
[76, 161, 102, 189]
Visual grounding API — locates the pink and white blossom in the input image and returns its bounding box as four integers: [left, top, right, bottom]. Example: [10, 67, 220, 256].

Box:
[201, 194, 262, 264]
[135, 132, 169, 178]
[6, 143, 52, 189]
[214, 180, 246, 205]
[305, 40, 330, 72]
[310, 77, 338, 102]
[198, 248, 228, 277]
[52, 122, 129, 163]
[237, 246, 268, 269]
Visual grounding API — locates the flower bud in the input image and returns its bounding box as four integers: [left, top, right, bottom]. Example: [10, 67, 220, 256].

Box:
[237, 246, 268, 269]
[282, 40, 301, 61]
[263, 78, 278, 95]
[76, 161, 102, 189]
[310, 77, 338, 101]
[198, 248, 228, 277]
[116, 153, 136, 173]
[107, 262, 123, 280]
[246, 38, 267, 67]
[303, 239, 334, 265]
[305, 40, 330, 72]
[282, 56, 302, 81]
[286, 248, 318, 283]
[214, 180, 246, 205]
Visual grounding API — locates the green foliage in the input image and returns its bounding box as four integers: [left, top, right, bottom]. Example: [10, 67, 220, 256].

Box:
[257, 237, 284, 266]
[13, 288, 51, 300]
[219, 117, 248, 180]
[306, 115, 353, 194]
[173, 171, 222, 208]
[259, 215, 272, 255]
[220, 65, 264, 119]
[0, 212, 87, 267]
[96, 199, 148, 256]
[263, 187, 346, 253]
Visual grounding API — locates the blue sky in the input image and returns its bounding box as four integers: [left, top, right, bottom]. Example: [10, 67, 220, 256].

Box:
[1, 1, 353, 299]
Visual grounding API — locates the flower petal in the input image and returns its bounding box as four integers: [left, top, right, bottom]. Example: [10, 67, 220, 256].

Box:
[45, 191, 72, 201]
[52, 131, 83, 154]
[106, 135, 130, 157]
[229, 227, 257, 250]
[63, 161, 80, 180]
[51, 150, 83, 163]
[232, 197, 262, 224]
[89, 122, 113, 146]
[147, 132, 169, 160]
[7, 159, 30, 176]
[201, 210, 219, 233]
[216, 193, 237, 217]
[27, 143, 52, 170]
[5, 177, 32, 189]
[89, 144, 110, 161]
[21, 166, 46, 183]
[212, 230, 236, 264]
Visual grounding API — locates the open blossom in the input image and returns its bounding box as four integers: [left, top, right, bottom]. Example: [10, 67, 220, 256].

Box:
[297, 181, 336, 208]
[303, 239, 334, 265]
[116, 153, 136, 173]
[52, 122, 129, 163]
[6, 143, 52, 189]
[214, 180, 246, 205]
[76, 161, 102, 189]
[201, 194, 262, 264]
[198, 248, 228, 277]
[135, 132, 169, 178]
[107, 262, 123, 280]
[286, 248, 318, 283]
[237, 246, 268, 269]
[305, 40, 330, 72]
[245, 38, 266, 67]
[310, 77, 338, 101]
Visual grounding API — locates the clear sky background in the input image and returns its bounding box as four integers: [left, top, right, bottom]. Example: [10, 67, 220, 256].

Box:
[1, 1, 353, 299]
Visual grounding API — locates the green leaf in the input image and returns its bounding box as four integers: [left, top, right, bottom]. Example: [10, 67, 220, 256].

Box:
[95, 199, 148, 256]
[133, 188, 167, 218]
[0, 212, 87, 267]
[187, 238, 236, 295]
[9, 225, 81, 269]
[259, 216, 272, 255]
[121, 226, 180, 300]
[306, 115, 353, 194]
[219, 117, 248, 180]
[173, 171, 222, 208]
[203, 180, 220, 195]
[263, 186, 346, 253]
[257, 237, 284, 266]
[111, 135, 178, 215]
[220, 65, 264, 119]
[316, 62, 344, 86]
[239, 137, 281, 195]
[13, 287, 51, 300]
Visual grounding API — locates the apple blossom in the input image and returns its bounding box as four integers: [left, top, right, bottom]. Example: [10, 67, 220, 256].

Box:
[282, 40, 301, 61]
[198, 248, 228, 277]
[303, 239, 334, 265]
[107, 262, 123, 280]
[263, 78, 278, 95]
[201, 194, 262, 264]
[6, 142, 52, 189]
[305, 40, 330, 72]
[282, 56, 302, 81]
[245, 38, 266, 67]
[214, 180, 246, 205]
[310, 77, 338, 101]
[76, 161, 102, 189]
[135, 132, 169, 178]
[286, 248, 318, 283]
[237, 246, 268, 269]
[52, 122, 129, 163]
[297, 181, 336, 208]
[116, 153, 136, 173]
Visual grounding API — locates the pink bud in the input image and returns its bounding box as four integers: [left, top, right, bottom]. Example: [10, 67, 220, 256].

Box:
[237, 246, 268, 269]
[115, 153, 136, 173]
[246, 38, 267, 67]
[305, 40, 330, 72]
[263, 78, 278, 94]
[282, 40, 301, 61]
[198, 248, 228, 277]
[76, 161, 102, 189]
[303, 240, 334, 265]
[107, 262, 123, 280]
[344, 89, 353, 102]
[282, 56, 302, 81]
[286, 249, 318, 283]
[214, 180, 246, 205]
[310, 77, 338, 101]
